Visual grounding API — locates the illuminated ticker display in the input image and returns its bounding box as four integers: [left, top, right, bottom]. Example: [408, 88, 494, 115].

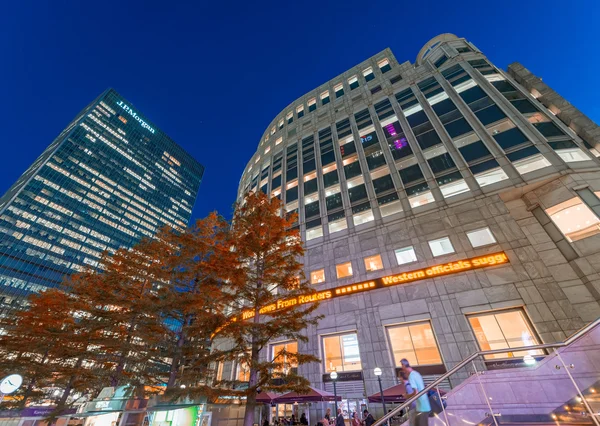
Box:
[242, 252, 509, 320]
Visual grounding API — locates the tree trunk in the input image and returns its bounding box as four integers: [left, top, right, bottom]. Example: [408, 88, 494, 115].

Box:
[167, 315, 190, 390]
[242, 338, 260, 426]
[111, 313, 138, 387]
[19, 348, 50, 409]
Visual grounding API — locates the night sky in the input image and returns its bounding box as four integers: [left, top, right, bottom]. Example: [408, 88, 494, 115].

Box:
[1, 0, 599, 222]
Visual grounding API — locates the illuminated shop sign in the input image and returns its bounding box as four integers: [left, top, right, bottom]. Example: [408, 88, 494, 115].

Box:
[116, 101, 156, 134]
[242, 252, 509, 320]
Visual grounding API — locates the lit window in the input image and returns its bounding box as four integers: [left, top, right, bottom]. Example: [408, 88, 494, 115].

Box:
[336, 262, 353, 278]
[348, 76, 359, 90]
[548, 140, 589, 163]
[308, 98, 317, 112]
[310, 269, 325, 284]
[466, 227, 497, 247]
[512, 154, 551, 175]
[428, 236, 454, 257]
[386, 321, 442, 367]
[378, 58, 391, 73]
[322, 333, 362, 372]
[363, 67, 374, 82]
[321, 90, 330, 105]
[329, 218, 347, 234]
[272, 341, 298, 375]
[236, 357, 250, 382]
[306, 226, 323, 241]
[440, 179, 470, 198]
[297, 105, 305, 118]
[395, 246, 417, 265]
[474, 167, 509, 187]
[364, 254, 383, 271]
[334, 83, 344, 97]
[408, 191, 435, 208]
[468, 309, 543, 360]
[278, 119, 284, 129]
[546, 197, 600, 242]
[380, 200, 403, 217]
[353, 209, 374, 226]
[286, 111, 293, 124]
[276, 137, 282, 145]
[265, 146, 271, 154]
[271, 127, 276, 135]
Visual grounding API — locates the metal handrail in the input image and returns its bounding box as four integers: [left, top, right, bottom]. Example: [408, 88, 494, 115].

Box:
[371, 317, 600, 426]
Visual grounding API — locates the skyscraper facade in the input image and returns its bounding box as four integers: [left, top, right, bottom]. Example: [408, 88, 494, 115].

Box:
[233, 34, 600, 421]
[0, 88, 204, 312]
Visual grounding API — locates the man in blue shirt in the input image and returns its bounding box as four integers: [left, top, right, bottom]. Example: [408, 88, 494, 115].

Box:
[400, 359, 430, 426]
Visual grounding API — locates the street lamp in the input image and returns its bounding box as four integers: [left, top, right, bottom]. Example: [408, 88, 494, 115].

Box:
[330, 371, 338, 416]
[374, 368, 387, 425]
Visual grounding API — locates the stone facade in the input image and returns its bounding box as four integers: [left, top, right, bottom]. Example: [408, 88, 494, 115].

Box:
[229, 33, 600, 423]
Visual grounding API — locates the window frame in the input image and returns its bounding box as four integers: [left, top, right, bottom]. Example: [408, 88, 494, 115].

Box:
[336, 261, 353, 278]
[428, 236, 455, 257]
[466, 227, 497, 248]
[394, 246, 417, 265]
[385, 320, 444, 367]
[467, 308, 543, 360]
[321, 332, 363, 373]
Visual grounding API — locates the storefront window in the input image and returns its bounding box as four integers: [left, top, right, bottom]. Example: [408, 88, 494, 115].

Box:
[386, 321, 442, 367]
[272, 341, 298, 374]
[546, 197, 600, 242]
[468, 309, 543, 359]
[323, 333, 362, 372]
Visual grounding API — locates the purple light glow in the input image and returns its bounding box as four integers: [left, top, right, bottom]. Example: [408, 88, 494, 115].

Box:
[384, 123, 397, 137]
[394, 138, 408, 150]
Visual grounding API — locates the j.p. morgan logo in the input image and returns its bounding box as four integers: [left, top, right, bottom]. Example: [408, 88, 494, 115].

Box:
[116, 101, 155, 134]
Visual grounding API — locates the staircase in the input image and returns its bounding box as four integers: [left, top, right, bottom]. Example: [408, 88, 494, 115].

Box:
[375, 319, 600, 426]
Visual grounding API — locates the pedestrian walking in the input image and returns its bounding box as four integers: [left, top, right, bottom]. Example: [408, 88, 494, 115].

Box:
[400, 359, 430, 426]
[362, 410, 375, 426]
[351, 412, 361, 426]
[335, 408, 344, 426]
[300, 413, 308, 426]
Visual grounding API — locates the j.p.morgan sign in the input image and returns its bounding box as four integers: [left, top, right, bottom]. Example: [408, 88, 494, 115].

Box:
[116, 101, 155, 134]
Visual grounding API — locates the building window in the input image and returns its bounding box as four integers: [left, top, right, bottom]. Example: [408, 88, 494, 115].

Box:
[286, 111, 293, 124]
[466, 227, 497, 248]
[297, 105, 305, 118]
[308, 98, 317, 112]
[428, 237, 454, 257]
[321, 90, 330, 105]
[276, 137, 282, 145]
[322, 333, 362, 372]
[278, 119, 284, 129]
[473, 165, 509, 187]
[272, 341, 298, 375]
[548, 140, 589, 163]
[386, 321, 443, 367]
[363, 67, 375, 82]
[468, 309, 543, 360]
[310, 269, 325, 284]
[336, 261, 353, 278]
[334, 83, 344, 98]
[348, 76, 359, 90]
[353, 208, 374, 226]
[395, 246, 417, 265]
[306, 227, 323, 240]
[378, 58, 391, 73]
[235, 357, 250, 382]
[507, 147, 551, 175]
[364, 254, 383, 272]
[329, 217, 347, 234]
[546, 197, 600, 242]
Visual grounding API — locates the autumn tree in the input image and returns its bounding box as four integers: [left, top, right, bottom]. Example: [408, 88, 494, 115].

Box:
[0, 288, 98, 412]
[65, 239, 167, 390]
[220, 192, 322, 426]
[150, 213, 237, 395]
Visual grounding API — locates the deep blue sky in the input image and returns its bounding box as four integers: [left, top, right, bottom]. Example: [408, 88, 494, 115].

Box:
[1, 0, 599, 221]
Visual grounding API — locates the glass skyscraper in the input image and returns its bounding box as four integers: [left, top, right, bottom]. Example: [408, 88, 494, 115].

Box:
[0, 88, 204, 312]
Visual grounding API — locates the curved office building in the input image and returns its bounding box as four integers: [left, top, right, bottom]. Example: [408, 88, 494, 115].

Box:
[233, 33, 600, 421]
